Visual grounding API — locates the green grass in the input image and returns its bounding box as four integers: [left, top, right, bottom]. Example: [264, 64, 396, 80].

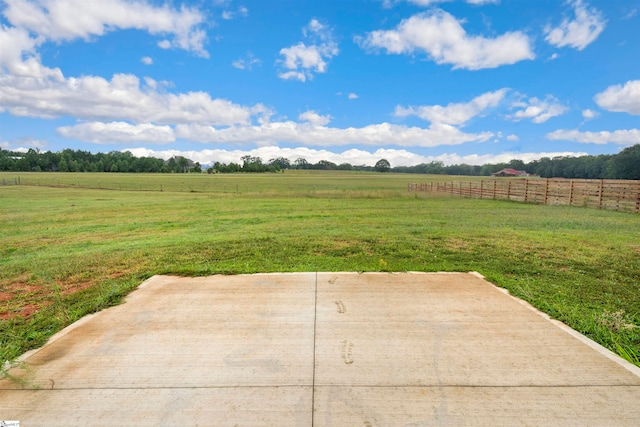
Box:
[1, 171, 639, 367]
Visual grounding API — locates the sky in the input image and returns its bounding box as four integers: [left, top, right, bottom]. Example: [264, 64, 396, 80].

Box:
[0, 0, 639, 167]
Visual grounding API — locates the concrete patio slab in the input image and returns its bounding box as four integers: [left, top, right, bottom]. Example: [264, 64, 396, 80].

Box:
[1, 272, 639, 426]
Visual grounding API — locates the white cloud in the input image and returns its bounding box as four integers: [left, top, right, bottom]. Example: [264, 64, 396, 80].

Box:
[390, 0, 499, 6]
[357, 10, 534, 70]
[141, 56, 153, 65]
[544, 0, 606, 51]
[582, 109, 598, 119]
[58, 122, 175, 144]
[298, 110, 332, 126]
[278, 19, 339, 81]
[506, 134, 519, 141]
[594, 80, 640, 115]
[173, 121, 493, 148]
[0, 73, 266, 125]
[0, 25, 62, 79]
[509, 95, 568, 123]
[2, 0, 209, 57]
[222, 6, 248, 20]
[232, 53, 261, 70]
[465, 0, 499, 4]
[546, 129, 640, 145]
[394, 89, 508, 125]
[0, 136, 48, 151]
[122, 146, 587, 167]
[348, 93, 359, 100]
[278, 71, 307, 82]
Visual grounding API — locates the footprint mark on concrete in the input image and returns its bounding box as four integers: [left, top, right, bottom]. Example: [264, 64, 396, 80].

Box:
[342, 339, 354, 365]
[335, 300, 346, 314]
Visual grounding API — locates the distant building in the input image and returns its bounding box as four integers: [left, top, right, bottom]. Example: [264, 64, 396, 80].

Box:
[491, 168, 530, 177]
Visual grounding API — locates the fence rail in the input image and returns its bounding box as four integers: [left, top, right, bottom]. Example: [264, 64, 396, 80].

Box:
[409, 178, 640, 213]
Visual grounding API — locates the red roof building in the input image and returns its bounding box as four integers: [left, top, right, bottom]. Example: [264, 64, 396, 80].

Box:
[491, 168, 529, 177]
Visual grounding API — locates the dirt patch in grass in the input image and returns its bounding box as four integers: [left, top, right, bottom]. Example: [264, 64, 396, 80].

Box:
[0, 267, 135, 320]
[0, 303, 44, 320]
[0, 280, 93, 320]
[59, 280, 95, 296]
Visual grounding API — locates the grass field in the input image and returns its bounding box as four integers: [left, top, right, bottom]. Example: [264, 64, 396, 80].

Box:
[1, 171, 639, 367]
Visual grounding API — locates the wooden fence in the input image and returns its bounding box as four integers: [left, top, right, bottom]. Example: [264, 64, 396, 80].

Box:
[408, 178, 640, 213]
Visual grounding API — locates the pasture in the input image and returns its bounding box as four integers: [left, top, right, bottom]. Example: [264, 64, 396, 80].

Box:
[1, 171, 639, 367]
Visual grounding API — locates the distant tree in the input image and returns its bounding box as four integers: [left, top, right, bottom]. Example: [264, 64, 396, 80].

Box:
[294, 157, 310, 169]
[314, 160, 337, 170]
[608, 144, 640, 180]
[177, 156, 190, 173]
[269, 157, 291, 170]
[58, 157, 68, 172]
[167, 157, 178, 172]
[374, 158, 391, 172]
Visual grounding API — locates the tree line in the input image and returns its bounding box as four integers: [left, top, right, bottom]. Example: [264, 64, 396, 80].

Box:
[1, 144, 638, 180]
[393, 144, 639, 180]
[0, 149, 202, 173]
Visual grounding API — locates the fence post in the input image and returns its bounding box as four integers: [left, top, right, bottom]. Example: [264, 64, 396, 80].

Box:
[524, 179, 529, 203]
[598, 180, 604, 209]
[507, 180, 511, 199]
[636, 181, 640, 213]
[544, 179, 549, 206]
[569, 179, 574, 206]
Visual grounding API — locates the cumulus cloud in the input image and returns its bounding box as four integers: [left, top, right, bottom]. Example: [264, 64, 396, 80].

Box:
[0, 73, 267, 125]
[506, 134, 519, 141]
[546, 129, 640, 145]
[278, 19, 339, 81]
[509, 95, 568, 123]
[2, 0, 208, 57]
[58, 122, 175, 144]
[141, 56, 153, 65]
[357, 10, 534, 70]
[581, 109, 598, 119]
[594, 80, 640, 115]
[544, 0, 606, 51]
[348, 93, 359, 100]
[298, 110, 332, 126]
[0, 25, 62, 78]
[173, 121, 493, 148]
[394, 89, 508, 125]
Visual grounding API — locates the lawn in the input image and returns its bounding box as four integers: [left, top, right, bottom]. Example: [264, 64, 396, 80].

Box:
[1, 171, 639, 367]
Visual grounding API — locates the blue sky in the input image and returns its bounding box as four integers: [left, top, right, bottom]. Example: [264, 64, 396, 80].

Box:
[0, 0, 639, 167]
